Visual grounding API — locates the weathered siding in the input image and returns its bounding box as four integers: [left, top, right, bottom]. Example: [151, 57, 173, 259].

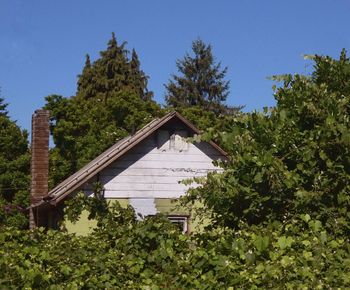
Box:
[96, 132, 223, 200]
[75, 129, 224, 225]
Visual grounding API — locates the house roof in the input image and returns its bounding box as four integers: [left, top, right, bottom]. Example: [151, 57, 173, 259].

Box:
[32, 111, 227, 208]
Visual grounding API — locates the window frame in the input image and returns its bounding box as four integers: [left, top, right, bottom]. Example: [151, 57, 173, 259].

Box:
[168, 215, 189, 234]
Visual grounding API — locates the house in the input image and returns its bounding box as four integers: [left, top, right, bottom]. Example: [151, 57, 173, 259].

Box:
[29, 110, 227, 234]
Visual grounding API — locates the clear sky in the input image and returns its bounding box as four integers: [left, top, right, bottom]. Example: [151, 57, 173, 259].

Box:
[1, 0, 349, 132]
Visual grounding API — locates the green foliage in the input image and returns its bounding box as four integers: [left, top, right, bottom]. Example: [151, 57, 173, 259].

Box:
[165, 39, 241, 121]
[166, 105, 236, 132]
[77, 33, 153, 102]
[0, 97, 30, 229]
[64, 184, 136, 229]
[1, 216, 349, 288]
[185, 51, 350, 234]
[45, 34, 162, 186]
[2, 41, 350, 288]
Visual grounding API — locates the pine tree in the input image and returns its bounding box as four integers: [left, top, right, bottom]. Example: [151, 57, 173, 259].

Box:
[0, 97, 30, 229]
[77, 33, 152, 102]
[129, 49, 153, 101]
[45, 34, 161, 186]
[165, 39, 241, 130]
[77, 54, 94, 100]
[165, 39, 232, 114]
[0, 93, 8, 115]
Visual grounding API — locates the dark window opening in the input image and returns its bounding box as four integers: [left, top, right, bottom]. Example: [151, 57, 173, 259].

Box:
[168, 216, 188, 233]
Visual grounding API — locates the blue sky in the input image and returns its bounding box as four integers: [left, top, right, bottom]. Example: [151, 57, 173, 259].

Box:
[0, 0, 349, 132]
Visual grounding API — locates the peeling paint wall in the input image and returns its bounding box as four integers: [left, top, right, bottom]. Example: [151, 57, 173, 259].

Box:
[95, 130, 224, 199]
[129, 198, 157, 219]
[70, 125, 225, 235]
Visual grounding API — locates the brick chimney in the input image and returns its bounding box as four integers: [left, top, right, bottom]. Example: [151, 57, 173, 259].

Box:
[29, 109, 50, 229]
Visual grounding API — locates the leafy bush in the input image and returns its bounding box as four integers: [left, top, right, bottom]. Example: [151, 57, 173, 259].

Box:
[1, 215, 350, 289]
[185, 50, 350, 234]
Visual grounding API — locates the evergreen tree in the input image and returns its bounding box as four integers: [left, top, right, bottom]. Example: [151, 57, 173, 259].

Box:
[165, 39, 235, 113]
[165, 39, 241, 130]
[0, 97, 30, 229]
[129, 49, 153, 101]
[76, 54, 94, 100]
[77, 33, 152, 102]
[45, 34, 161, 186]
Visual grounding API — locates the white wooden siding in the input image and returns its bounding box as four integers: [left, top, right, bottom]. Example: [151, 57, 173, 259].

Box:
[129, 198, 157, 218]
[84, 131, 223, 199]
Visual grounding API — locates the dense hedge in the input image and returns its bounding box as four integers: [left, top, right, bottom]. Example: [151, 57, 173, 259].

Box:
[1, 214, 350, 289]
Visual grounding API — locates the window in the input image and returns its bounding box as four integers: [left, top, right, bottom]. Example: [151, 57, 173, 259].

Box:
[168, 216, 189, 233]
